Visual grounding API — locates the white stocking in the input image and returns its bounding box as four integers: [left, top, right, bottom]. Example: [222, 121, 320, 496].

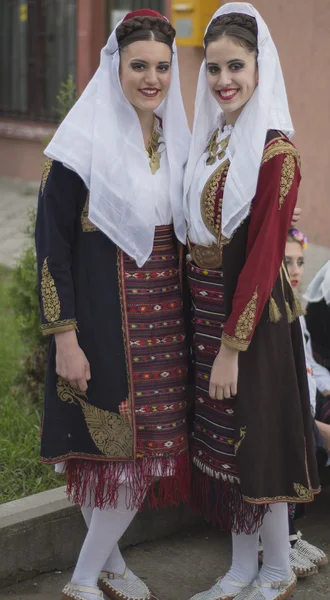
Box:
[258, 503, 291, 599]
[220, 531, 259, 594]
[80, 504, 126, 575]
[71, 485, 138, 600]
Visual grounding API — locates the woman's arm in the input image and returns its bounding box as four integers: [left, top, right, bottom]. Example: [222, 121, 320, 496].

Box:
[209, 140, 301, 399]
[222, 140, 301, 352]
[35, 159, 90, 391]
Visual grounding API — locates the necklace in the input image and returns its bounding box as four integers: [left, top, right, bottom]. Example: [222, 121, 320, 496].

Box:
[146, 117, 161, 174]
[206, 129, 230, 166]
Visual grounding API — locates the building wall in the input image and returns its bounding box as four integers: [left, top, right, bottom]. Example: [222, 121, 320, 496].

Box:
[177, 0, 330, 249]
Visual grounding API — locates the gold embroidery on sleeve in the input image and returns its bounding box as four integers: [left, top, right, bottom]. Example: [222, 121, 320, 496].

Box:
[41, 319, 77, 336]
[234, 287, 258, 342]
[41, 158, 53, 195]
[57, 377, 133, 457]
[279, 154, 295, 210]
[262, 140, 301, 169]
[41, 257, 61, 322]
[81, 192, 99, 232]
[221, 333, 249, 352]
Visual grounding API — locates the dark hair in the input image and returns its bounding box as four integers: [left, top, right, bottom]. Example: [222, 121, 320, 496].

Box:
[116, 16, 175, 51]
[204, 13, 258, 54]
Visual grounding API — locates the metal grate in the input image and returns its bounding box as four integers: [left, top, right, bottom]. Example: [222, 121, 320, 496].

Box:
[0, 0, 76, 122]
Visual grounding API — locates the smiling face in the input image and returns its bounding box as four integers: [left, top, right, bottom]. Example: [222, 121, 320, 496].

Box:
[285, 240, 305, 290]
[119, 40, 172, 115]
[205, 35, 258, 126]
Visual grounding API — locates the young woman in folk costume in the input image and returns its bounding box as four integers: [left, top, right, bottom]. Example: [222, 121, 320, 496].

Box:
[184, 4, 320, 600]
[280, 229, 328, 577]
[258, 229, 328, 581]
[305, 259, 330, 429]
[35, 10, 191, 600]
[286, 231, 330, 457]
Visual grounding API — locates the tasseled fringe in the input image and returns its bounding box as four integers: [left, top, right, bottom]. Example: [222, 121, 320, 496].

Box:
[64, 452, 191, 510]
[285, 296, 305, 324]
[292, 294, 306, 319]
[191, 465, 269, 534]
[269, 295, 282, 323]
[285, 301, 295, 323]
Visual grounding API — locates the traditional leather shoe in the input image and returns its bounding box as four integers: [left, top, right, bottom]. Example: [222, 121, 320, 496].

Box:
[293, 532, 328, 568]
[233, 571, 297, 600]
[62, 582, 104, 600]
[189, 577, 250, 600]
[98, 568, 159, 600]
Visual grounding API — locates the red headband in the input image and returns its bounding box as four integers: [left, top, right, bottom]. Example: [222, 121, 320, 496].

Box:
[123, 9, 166, 22]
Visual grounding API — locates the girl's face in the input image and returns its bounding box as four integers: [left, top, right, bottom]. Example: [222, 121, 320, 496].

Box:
[205, 35, 258, 126]
[285, 241, 304, 290]
[119, 40, 172, 115]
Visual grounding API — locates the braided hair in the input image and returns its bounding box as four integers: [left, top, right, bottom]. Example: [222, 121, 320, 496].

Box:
[116, 16, 176, 51]
[204, 13, 258, 54]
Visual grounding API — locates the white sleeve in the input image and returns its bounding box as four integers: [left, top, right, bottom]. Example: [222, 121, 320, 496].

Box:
[310, 350, 330, 393]
[301, 316, 330, 393]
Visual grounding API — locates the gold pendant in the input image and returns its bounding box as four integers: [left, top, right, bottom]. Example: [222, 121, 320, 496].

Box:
[206, 131, 231, 166]
[206, 155, 217, 166]
[146, 117, 162, 174]
[149, 151, 161, 175]
[191, 242, 222, 269]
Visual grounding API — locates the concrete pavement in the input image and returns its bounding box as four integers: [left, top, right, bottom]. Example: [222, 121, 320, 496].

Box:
[0, 177, 38, 269]
[1, 489, 330, 600]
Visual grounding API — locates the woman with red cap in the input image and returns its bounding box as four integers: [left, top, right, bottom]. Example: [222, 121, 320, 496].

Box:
[35, 9, 190, 600]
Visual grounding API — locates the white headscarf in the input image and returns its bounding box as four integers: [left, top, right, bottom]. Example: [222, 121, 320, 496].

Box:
[44, 12, 190, 267]
[304, 261, 330, 305]
[184, 2, 294, 240]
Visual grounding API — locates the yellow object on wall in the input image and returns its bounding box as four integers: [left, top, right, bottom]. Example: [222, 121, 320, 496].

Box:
[172, 0, 221, 46]
[19, 3, 28, 22]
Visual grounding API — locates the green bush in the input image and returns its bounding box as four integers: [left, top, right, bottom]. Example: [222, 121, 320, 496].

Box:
[9, 211, 48, 405]
[55, 74, 77, 122]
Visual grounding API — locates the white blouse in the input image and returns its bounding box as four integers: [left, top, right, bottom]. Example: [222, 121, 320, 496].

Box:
[153, 122, 172, 226]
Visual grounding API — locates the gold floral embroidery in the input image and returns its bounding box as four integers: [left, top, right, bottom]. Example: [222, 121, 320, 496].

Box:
[57, 377, 133, 457]
[41, 319, 77, 336]
[81, 192, 99, 232]
[243, 491, 317, 504]
[41, 257, 61, 322]
[234, 287, 258, 342]
[279, 154, 295, 210]
[261, 140, 301, 170]
[221, 332, 249, 352]
[201, 159, 230, 238]
[235, 426, 246, 454]
[293, 482, 314, 501]
[41, 158, 53, 195]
